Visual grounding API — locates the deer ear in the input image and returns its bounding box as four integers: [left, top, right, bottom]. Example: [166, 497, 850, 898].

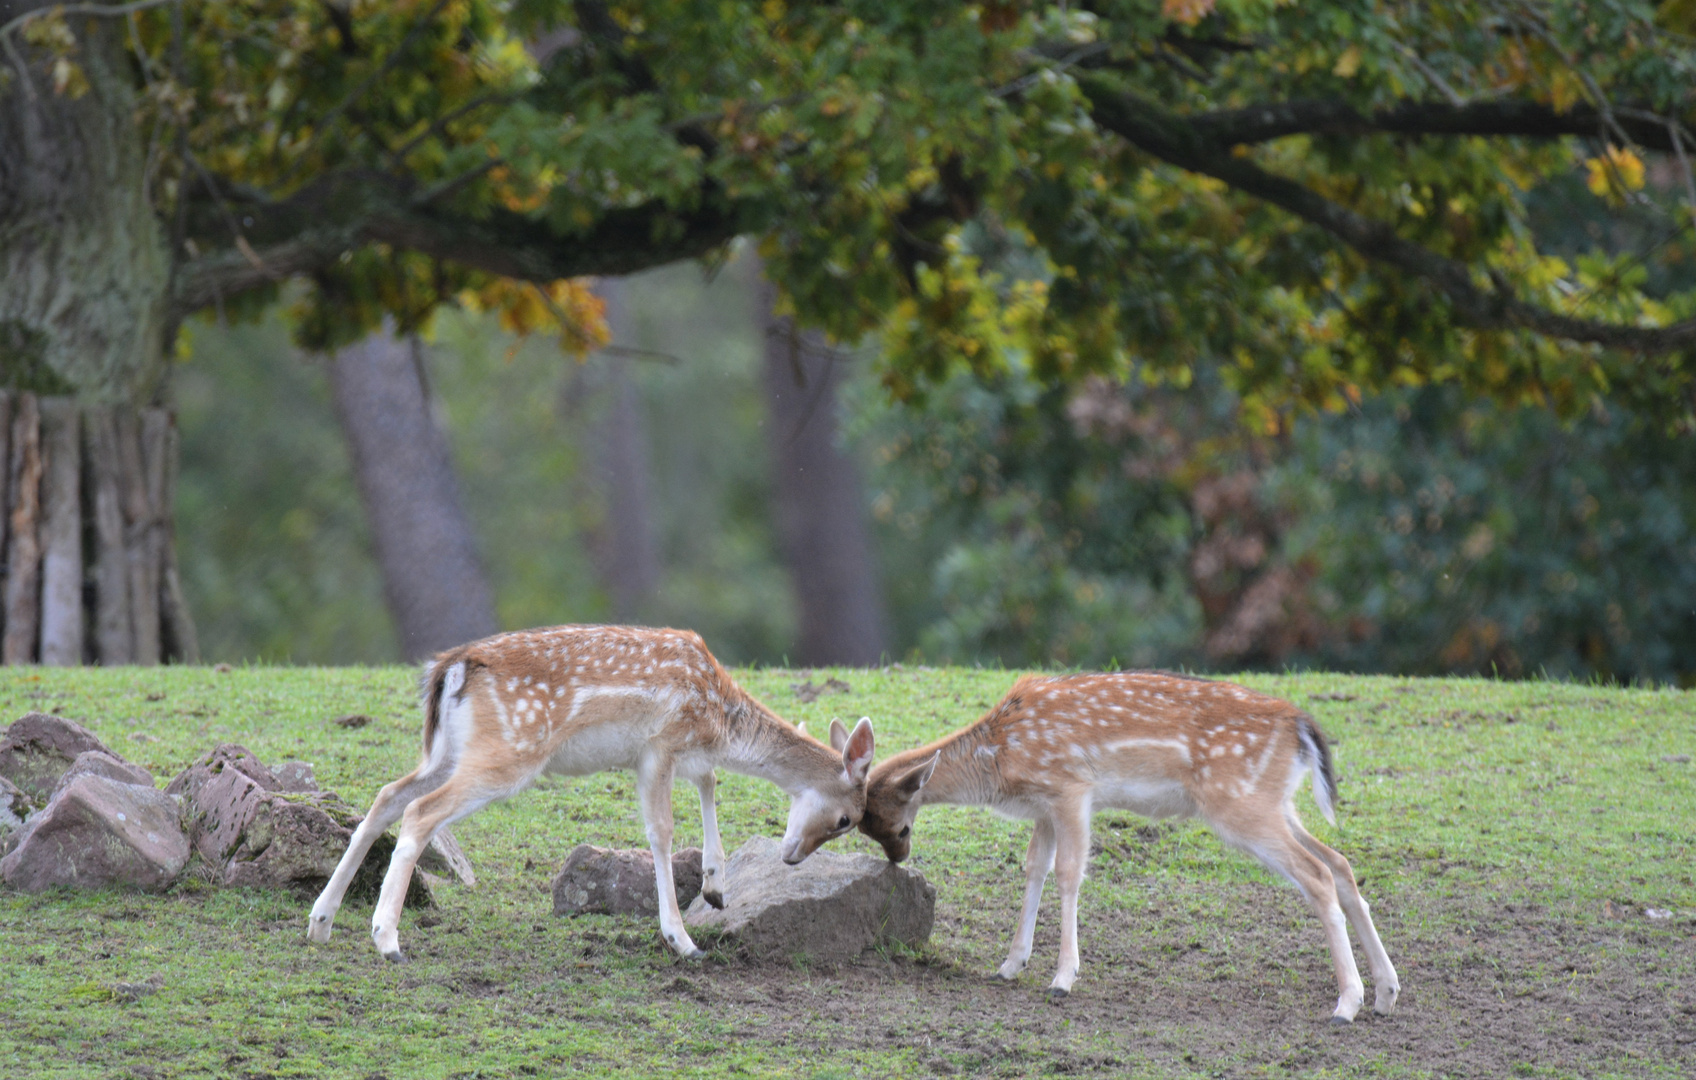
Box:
[841, 717, 875, 784]
[898, 751, 939, 797]
[828, 717, 849, 753]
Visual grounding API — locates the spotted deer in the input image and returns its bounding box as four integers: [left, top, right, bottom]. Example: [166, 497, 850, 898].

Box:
[307, 625, 876, 962]
[859, 671, 1398, 1022]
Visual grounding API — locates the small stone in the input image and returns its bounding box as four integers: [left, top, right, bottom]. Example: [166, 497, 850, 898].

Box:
[0, 775, 34, 856]
[552, 844, 703, 916]
[1661, 754, 1691, 764]
[684, 836, 934, 961]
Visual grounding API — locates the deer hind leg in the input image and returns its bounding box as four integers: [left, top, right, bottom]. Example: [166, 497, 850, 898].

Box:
[1286, 809, 1399, 1015]
[693, 770, 727, 910]
[307, 766, 447, 943]
[1225, 816, 1365, 1023]
[638, 752, 704, 960]
[1047, 800, 1092, 998]
[997, 816, 1056, 981]
[370, 775, 505, 962]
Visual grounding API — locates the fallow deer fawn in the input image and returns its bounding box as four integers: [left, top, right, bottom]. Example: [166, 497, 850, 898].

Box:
[859, 671, 1398, 1022]
[307, 625, 875, 962]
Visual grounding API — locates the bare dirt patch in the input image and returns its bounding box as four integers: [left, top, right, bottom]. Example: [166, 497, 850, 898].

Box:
[525, 880, 1694, 1078]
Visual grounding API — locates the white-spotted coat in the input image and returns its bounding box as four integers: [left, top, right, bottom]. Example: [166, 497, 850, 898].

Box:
[859, 671, 1398, 1022]
[308, 625, 874, 962]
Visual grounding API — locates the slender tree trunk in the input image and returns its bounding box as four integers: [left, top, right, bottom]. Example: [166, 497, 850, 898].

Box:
[328, 324, 499, 661]
[754, 271, 889, 666]
[585, 278, 660, 622]
[3, 393, 42, 663]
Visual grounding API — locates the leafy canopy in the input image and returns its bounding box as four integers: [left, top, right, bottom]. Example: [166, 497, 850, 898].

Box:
[12, 0, 1696, 421]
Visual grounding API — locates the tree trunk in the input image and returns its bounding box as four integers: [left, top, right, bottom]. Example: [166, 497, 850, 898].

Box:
[328, 324, 499, 661]
[584, 278, 660, 622]
[1, 12, 197, 666]
[755, 271, 889, 666]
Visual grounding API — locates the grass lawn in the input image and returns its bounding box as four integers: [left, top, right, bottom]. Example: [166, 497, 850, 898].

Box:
[0, 665, 1691, 1079]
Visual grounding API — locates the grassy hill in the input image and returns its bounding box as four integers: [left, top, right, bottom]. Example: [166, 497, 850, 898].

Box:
[1, 666, 1691, 1078]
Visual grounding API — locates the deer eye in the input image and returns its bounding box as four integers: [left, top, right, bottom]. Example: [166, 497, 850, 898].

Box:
[898, 825, 910, 838]
[837, 816, 851, 830]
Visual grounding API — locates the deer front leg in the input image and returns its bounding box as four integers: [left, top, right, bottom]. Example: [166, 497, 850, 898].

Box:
[638, 753, 704, 959]
[693, 770, 727, 910]
[308, 769, 438, 944]
[1047, 802, 1091, 999]
[996, 817, 1056, 981]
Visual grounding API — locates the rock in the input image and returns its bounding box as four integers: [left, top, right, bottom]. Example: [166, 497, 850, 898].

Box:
[1, 775, 33, 856]
[419, 827, 477, 887]
[164, 743, 305, 804]
[0, 712, 121, 803]
[170, 743, 430, 905]
[49, 751, 155, 800]
[552, 844, 704, 917]
[0, 774, 189, 892]
[684, 836, 934, 961]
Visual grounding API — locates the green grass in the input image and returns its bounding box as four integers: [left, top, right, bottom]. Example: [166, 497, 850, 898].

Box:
[0, 666, 1691, 1079]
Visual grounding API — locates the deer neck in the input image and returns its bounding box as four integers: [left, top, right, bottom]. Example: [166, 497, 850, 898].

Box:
[884, 724, 1001, 808]
[715, 687, 842, 794]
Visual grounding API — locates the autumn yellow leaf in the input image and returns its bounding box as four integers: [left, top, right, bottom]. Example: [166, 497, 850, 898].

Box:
[1333, 45, 1363, 79]
[1585, 145, 1646, 205]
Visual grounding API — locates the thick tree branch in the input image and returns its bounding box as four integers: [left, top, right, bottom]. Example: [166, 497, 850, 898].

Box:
[1183, 97, 1693, 152]
[169, 169, 761, 319]
[1078, 75, 1696, 354]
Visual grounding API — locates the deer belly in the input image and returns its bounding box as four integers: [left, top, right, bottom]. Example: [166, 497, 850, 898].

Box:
[1092, 777, 1195, 820]
[542, 723, 648, 776]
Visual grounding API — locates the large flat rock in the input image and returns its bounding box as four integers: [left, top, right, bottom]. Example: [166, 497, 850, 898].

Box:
[684, 836, 934, 961]
[0, 774, 189, 892]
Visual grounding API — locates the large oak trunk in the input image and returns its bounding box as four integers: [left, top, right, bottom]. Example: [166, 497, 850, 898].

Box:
[1, 14, 197, 665]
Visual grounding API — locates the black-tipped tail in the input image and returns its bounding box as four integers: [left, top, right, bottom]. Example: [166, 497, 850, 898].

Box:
[1296, 713, 1337, 825]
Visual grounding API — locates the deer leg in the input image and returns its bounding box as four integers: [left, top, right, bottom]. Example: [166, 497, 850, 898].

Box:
[308, 767, 444, 944]
[1288, 811, 1400, 1015]
[997, 817, 1056, 981]
[370, 777, 496, 962]
[693, 770, 726, 910]
[1235, 821, 1365, 1023]
[638, 752, 704, 959]
[1047, 802, 1091, 999]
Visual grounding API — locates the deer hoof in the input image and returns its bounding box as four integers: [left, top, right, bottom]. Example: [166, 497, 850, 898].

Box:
[1046, 987, 1069, 1003]
[383, 949, 407, 965]
[701, 889, 725, 910]
[1328, 1013, 1353, 1026]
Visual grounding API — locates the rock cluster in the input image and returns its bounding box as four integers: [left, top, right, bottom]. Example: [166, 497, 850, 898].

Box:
[0, 712, 463, 906]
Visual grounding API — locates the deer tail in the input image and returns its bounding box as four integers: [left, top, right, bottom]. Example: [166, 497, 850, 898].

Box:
[1296, 713, 1337, 826]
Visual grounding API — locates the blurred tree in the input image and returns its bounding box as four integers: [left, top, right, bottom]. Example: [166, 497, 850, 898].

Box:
[327, 325, 498, 659]
[755, 268, 889, 666]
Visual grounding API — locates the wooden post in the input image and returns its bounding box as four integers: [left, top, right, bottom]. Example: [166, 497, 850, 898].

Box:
[88, 406, 133, 664]
[154, 411, 199, 663]
[0, 391, 10, 650]
[115, 408, 162, 664]
[3, 393, 43, 664]
[37, 398, 84, 665]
